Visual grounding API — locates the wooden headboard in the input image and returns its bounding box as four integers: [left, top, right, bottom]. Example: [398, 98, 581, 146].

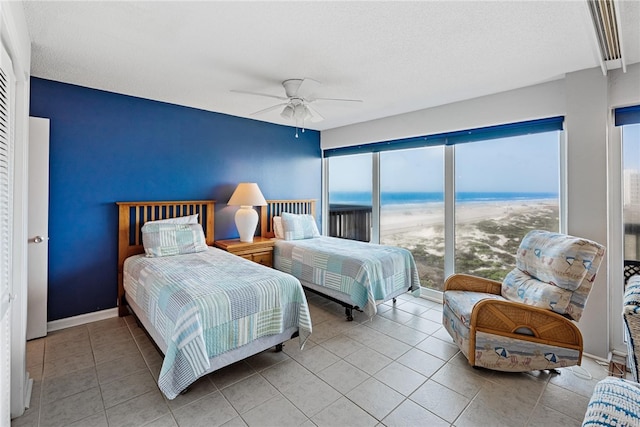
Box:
[260, 199, 316, 238]
[116, 200, 215, 316]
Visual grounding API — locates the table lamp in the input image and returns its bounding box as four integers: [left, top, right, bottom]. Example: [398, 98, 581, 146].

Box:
[227, 182, 267, 242]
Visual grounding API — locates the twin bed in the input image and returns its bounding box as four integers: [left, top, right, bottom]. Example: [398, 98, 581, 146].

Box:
[116, 200, 311, 399]
[260, 199, 421, 320]
[117, 199, 420, 399]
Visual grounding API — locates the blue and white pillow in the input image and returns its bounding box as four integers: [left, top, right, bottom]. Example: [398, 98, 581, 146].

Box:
[141, 222, 208, 257]
[281, 212, 320, 240]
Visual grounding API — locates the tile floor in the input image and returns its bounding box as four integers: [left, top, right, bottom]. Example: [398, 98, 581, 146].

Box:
[12, 292, 608, 427]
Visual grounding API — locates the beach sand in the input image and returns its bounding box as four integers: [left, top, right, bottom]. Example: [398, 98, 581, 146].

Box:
[379, 199, 559, 290]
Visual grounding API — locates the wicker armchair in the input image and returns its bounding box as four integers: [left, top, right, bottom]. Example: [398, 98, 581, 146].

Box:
[443, 230, 605, 372]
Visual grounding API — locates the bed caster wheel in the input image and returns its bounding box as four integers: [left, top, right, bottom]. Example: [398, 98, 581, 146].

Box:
[392, 298, 397, 304]
[275, 343, 284, 352]
[346, 315, 354, 321]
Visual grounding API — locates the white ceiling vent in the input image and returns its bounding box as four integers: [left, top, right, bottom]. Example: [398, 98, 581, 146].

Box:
[587, 0, 626, 74]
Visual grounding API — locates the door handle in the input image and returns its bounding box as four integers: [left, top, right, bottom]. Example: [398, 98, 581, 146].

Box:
[31, 236, 47, 244]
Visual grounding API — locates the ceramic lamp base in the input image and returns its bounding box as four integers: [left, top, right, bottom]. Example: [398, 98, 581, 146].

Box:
[235, 206, 258, 242]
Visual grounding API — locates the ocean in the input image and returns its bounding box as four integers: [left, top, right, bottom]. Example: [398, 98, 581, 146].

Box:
[329, 191, 558, 205]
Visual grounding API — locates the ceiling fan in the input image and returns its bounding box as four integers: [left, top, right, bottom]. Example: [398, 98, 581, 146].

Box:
[232, 78, 362, 137]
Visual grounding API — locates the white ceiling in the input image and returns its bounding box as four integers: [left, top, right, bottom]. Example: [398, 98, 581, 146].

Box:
[22, 1, 640, 131]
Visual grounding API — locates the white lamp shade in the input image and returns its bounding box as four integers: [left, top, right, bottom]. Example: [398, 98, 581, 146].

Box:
[228, 182, 267, 207]
[228, 183, 267, 242]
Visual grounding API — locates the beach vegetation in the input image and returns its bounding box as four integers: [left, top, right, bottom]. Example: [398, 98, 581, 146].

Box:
[388, 203, 559, 291]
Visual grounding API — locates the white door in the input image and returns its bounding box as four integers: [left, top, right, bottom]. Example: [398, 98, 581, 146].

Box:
[27, 117, 49, 340]
[0, 38, 16, 426]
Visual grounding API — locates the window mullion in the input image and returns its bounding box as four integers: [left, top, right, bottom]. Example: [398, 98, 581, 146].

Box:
[371, 152, 380, 244]
[444, 143, 455, 279]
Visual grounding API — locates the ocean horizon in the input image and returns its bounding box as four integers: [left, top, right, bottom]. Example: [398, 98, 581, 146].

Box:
[329, 191, 558, 205]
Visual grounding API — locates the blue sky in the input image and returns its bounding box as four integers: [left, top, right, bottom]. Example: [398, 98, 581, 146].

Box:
[329, 130, 561, 193]
[624, 124, 640, 171]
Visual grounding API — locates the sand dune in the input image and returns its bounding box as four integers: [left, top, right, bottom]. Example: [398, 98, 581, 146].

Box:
[380, 199, 555, 237]
[379, 199, 560, 289]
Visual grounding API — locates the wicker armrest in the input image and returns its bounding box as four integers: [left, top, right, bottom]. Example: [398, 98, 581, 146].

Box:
[444, 273, 502, 295]
[472, 299, 582, 349]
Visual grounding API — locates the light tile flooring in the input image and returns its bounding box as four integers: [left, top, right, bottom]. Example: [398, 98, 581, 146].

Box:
[12, 292, 608, 427]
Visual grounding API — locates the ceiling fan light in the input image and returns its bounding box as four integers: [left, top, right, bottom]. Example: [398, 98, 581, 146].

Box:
[281, 104, 294, 119]
[293, 104, 307, 120]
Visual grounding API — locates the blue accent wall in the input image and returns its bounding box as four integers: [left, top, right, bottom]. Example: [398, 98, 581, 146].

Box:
[30, 77, 322, 321]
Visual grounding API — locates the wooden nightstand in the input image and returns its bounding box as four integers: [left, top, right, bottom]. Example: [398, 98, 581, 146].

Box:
[214, 236, 275, 268]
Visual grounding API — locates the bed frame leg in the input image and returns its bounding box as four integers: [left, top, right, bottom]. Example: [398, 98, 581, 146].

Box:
[345, 307, 354, 322]
[275, 343, 284, 352]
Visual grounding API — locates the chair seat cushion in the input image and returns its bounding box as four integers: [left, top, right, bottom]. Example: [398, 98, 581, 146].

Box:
[443, 290, 506, 328]
[502, 268, 573, 315]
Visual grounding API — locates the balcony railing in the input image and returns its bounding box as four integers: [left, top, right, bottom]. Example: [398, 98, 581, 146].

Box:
[329, 204, 372, 242]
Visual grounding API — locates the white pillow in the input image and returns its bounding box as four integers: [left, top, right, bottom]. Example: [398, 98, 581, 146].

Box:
[281, 212, 320, 240]
[148, 213, 199, 225]
[273, 216, 284, 239]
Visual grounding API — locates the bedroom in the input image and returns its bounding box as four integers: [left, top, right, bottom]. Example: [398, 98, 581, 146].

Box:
[2, 1, 640, 426]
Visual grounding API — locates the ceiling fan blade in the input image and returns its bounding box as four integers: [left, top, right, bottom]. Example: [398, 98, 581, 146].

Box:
[250, 102, 289, 116]
[296, 78, 321, 99]
[231, 89, 288, 101]
[305, 104, 324, 123]
[313, 97, 363, 103]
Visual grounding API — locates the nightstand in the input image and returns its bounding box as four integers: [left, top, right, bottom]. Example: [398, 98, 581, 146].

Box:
[214, 236, 275, 268]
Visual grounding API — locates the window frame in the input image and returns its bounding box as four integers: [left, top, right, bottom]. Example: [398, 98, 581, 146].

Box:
[323, 117, 565, 301]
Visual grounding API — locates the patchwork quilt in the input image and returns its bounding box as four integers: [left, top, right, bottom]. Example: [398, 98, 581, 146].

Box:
[124, 248, 312, 399]
[274, 236, 421, 317]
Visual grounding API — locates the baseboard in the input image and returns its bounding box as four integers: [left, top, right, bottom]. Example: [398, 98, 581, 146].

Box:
[584, 351, 610, 364]
[47, 307, 118, 332]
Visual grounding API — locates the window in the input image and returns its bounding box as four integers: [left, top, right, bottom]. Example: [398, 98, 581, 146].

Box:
[618, 106, 640, 262]
[327, 153, 372, 242]
[454, 133, 560, 281]
[325, 117, 563, 293]
[380, 147, 445, 290]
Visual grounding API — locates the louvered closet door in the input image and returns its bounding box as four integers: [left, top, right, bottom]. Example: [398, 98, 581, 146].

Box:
[0, 42, 15, 426]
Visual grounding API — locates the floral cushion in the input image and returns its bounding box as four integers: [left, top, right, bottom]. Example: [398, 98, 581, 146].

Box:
[514, 230, 603, 291]
[501, 230, 605, 321]
[502, 268, 573, 315]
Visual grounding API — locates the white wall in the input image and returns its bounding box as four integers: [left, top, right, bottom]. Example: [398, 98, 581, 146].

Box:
[321, 66, 640, 359]
[565, 67, 609, 357]
[322, 79, 566, 149]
